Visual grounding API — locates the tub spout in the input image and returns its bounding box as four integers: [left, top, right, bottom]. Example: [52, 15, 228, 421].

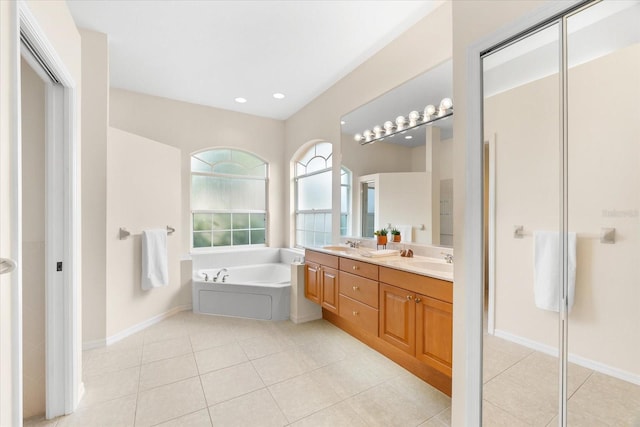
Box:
[214, 268, 228, 282]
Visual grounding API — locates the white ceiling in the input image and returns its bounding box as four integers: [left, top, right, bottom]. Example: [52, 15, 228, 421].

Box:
[66, 0, 443, 120]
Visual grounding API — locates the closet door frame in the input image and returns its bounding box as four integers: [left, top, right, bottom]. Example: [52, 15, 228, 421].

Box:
[464, 0, 592, 424]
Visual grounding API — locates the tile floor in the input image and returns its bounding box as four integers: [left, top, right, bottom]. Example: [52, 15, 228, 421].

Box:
[25, 311, 451, 427]
[482, 332, 640, 426]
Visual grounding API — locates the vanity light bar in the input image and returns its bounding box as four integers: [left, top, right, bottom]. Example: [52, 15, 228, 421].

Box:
[355, 98, 453, 145]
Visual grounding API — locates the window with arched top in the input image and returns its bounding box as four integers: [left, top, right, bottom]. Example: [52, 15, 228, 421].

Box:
[191, 149, 268, 249]
[294, 142, 351, 247]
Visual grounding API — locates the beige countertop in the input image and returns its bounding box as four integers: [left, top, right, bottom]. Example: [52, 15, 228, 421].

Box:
[308, 246, 453, 282]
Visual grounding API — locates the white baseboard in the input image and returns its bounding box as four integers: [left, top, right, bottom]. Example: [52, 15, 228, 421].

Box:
[82, 304, 192, 350]
[290, 312, 322, 324]
[494, 329, 640, 386]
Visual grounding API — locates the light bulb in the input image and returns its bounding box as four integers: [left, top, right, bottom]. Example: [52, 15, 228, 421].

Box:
[440, 98, 453, 110]
[363, 129, 373, 142]
[395, 116, 406, 131]
[383, 121, 394, 135]
[424, 105, 436, 120]
[408, 111, 420, 127]
[354, 133, 363, 142]
[373, 125, 383, 139]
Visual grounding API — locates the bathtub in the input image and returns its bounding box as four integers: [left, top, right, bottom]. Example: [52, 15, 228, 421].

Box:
[191, 248, 302, 321]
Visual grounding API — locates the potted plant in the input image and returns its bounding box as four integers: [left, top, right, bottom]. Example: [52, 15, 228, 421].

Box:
[391, 228, 401, 242]
[374, 229, 388, 245]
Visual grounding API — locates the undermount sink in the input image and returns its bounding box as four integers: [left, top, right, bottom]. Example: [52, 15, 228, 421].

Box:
[408, 261, 453, 273]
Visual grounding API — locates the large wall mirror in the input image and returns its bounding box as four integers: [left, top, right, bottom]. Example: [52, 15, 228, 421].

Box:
[340, 59, 453, 247]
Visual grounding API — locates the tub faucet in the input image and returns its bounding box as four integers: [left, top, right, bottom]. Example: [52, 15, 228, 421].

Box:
[221, 274, 229, 283]
[442, 253, 454, 264]
[214, 268, 228, 282]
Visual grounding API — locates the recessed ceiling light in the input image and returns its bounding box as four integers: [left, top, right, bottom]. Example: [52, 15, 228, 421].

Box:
[273, 93, 285, 99]
[235, 97, 247, 103]
[405, 135, 413, 140]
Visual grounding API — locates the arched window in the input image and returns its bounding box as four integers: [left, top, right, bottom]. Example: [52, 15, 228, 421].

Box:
[191, 149, 268, 248]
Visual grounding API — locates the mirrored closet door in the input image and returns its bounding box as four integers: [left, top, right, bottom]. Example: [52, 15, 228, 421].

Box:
[482, 0, 640, 425]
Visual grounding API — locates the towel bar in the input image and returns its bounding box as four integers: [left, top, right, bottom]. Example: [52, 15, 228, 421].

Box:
[513, 225, 615, 244]
[119, 225, 175, 240]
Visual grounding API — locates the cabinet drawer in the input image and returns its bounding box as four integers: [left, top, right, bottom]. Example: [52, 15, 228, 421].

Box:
[339, 258, 378, 280]
[339, 295, 378, 336]
[339, 271, 379, 308]
[379, 266, 452, 303]
[305, 249, 339, 269]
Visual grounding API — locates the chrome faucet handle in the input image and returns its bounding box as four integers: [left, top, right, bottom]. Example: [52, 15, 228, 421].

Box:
[221, 274, 229, 283]
[203, 273, 209, 282]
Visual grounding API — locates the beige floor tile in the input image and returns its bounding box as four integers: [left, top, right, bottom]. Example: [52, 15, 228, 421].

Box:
[79, 366, 139, 408]
[419, 417, 448, 427]
[135, 377, 206, 427]
[188, 326, 238, 352]
[23, 416, 58, 427]
[251, 348, 313, 386]
[482, 333, 533, 383]
[83, 346, 142, 377]
[309, 357, 386, 399]
[143, 318, 188, 344]
[296, 340, 346, 369]
[139, 353, 199, 391]
[347, 376, 448, 427]
[194, 342, 248, 374]
[483, 375, 557, 426]
[290, 401, 368, 427]
[238, 333, 294, 360]
[268, 373, 341, 423]
[209, 388, 287, 427]
[56, 394, 136, 427]
[482, 400, 529, 426]
[154, 409, 212, 427]
[230, 318, 274, 341]
[200, 361, 265, 405]
[142, 335, 192, 364]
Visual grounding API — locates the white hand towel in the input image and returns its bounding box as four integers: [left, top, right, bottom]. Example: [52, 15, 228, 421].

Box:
[141, 229, 169, 290]
[533, 231, 576, 312]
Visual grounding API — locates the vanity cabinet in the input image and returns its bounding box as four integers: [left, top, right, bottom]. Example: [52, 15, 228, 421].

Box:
[379, 266, 453, 376]
[304, 250, 340, 314]
[337, 258, 379, 336]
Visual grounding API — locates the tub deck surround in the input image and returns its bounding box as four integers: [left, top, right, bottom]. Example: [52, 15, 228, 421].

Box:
[304, 247, 453, 396]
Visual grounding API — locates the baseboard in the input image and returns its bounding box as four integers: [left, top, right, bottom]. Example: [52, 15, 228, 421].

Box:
[289, 312, 322, 324]
[82, 304, 192, 350]
[494, 329, 640, 386]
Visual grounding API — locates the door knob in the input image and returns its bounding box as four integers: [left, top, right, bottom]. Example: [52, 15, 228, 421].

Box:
[415, 297, 422, 303]
[406, 295, 413, 301]
[352, 286, 359, 291]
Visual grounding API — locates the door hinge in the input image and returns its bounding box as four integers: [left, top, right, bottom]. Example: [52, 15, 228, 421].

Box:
[56, 261, 63, 272]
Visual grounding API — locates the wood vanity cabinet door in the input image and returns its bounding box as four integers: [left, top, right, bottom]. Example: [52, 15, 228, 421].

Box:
[415, 294, 453, 376]
[379, 283, 415, 355]
[304, 261, 321, 304]
[320, 266, 339, 314]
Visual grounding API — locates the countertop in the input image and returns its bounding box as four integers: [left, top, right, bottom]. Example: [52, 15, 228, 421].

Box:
[307, 246, 454, 282]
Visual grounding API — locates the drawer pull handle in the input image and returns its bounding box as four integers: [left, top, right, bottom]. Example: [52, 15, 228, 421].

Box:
[352, 311, 359, 316]
[415, 297, 422, 303]
[407, 295, 413, 301]
[352, 265, 359, 270]
[352, 286, 359, 291]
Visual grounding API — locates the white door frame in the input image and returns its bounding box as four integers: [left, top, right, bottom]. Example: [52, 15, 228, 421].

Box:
[464, 0, 584, 424]
[10, 1, 81, 422]
[486, 135, 496, 336]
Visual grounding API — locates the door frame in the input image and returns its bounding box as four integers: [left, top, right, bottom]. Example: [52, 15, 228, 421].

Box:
[10, 1, 81, 422]
[463, 0, 584, 424]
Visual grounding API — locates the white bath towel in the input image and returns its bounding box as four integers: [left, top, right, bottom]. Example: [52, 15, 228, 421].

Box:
[141, 229, 169, 290]
[533, 231, 576, 312]
[395, 225, 413, 243]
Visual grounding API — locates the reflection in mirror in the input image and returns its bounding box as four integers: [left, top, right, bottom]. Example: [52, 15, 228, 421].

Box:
[341, 59, 453, 247]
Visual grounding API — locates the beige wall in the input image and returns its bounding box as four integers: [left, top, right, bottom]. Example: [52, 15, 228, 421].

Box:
[81, 29, 109, 344]
[487, 44, 640, 377]
[21, 59, 46, 420]
[106, 128, 184, 336]
[109, 90, 286, 253]
[450, 1, 554, 424]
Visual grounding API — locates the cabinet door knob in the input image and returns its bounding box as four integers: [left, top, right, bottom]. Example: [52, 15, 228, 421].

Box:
[352, 311, 359, 316]
[407, 295, 413, 301]
[352, 265, 359, 270]
[415, 297, 422, 303]
[352, 285, 359, 291]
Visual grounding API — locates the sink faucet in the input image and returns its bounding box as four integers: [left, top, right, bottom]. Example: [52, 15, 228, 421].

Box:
[214, 268, 228, 282]
[202, 272, 209, 282]
[346, 240, 360, 248]
[442, 253, 454, 264]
